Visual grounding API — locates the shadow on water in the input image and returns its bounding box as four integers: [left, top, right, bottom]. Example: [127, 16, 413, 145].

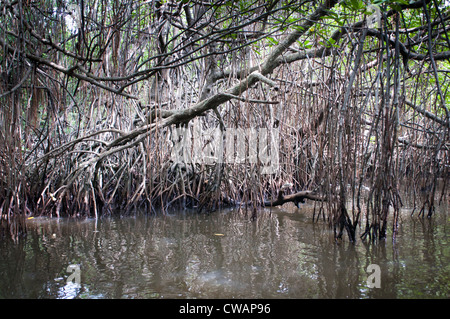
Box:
[0, 200, 448, 299]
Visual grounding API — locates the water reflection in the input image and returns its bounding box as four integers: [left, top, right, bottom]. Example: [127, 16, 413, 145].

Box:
[0, 203, 448, 299]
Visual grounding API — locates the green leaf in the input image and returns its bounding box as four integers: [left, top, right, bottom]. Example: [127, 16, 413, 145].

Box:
[302, 40, 313, 49]
[292, 25, 305, 32]
[267, 36, 279, 46]
[343, 0, 365, 11]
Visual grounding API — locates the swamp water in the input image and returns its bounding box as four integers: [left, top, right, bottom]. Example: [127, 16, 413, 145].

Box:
[0, 201, 448, 299]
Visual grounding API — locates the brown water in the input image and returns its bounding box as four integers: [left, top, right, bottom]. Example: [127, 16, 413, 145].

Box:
[0, 201, 448, 299]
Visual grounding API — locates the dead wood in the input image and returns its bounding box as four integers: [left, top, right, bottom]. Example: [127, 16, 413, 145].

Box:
[263, 190, 326, 207]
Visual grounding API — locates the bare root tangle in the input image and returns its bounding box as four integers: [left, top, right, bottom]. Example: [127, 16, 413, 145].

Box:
[1, 0, 448, 241]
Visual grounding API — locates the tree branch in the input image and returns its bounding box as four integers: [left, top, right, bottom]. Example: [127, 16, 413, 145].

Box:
[160, 0, 339, 127]
[263, 190, 326, 207]
[404, 99, 449, 128]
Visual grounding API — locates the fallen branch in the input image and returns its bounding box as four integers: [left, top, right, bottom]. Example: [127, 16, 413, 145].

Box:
[263, 190, 326, 207]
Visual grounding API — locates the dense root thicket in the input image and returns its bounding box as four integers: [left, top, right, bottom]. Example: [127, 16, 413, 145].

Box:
[1, 0, 449, 242]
